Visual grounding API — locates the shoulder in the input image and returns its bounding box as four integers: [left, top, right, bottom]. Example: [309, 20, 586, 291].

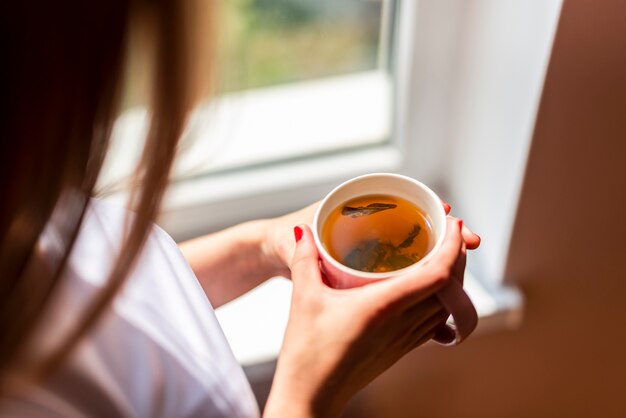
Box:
[10, 199, 259, 418]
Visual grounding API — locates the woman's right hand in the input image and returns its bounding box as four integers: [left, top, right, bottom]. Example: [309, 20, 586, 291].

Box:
[264, 217, 471, 418]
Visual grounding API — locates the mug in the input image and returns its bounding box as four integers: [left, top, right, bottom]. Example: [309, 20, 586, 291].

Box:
[312, 173, 478, 346]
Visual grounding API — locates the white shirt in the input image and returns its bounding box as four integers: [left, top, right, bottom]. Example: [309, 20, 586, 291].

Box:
[2, 199, 260, 418]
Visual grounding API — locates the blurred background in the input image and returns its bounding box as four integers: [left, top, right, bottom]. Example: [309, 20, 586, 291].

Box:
[217, 0, 382, 92]
[106, 0, 626, 416]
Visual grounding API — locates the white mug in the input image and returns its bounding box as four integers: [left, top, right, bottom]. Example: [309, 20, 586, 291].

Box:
[312, 173, 478, 346]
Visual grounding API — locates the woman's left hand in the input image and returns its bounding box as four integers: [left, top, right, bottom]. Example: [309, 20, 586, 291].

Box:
[261, 202, 319, 279]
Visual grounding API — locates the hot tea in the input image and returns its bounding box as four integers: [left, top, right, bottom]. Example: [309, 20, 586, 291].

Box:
[321, 194, 434, 273]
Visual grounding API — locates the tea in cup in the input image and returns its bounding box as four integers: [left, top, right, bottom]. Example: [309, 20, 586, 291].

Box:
[313, 173, 477, 345]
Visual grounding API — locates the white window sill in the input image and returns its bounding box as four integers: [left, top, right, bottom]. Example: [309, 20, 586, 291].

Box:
[215, 271, 523, 367]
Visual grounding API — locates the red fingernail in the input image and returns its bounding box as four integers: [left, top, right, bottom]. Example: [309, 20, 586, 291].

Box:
[294, 226, 303, 243]
[458, 219, 463, 230]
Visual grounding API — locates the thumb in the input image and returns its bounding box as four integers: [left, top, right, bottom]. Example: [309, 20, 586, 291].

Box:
[373, 217, 464, 309]
[290, 224, 324, 290]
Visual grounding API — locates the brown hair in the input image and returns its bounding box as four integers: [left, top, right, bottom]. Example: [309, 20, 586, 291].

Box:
[0, 0, 214, 390]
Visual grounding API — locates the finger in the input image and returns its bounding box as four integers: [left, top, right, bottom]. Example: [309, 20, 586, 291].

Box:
[404, 297, 448, 335]
[411, 331, 437, 351]
[411, 327, 446, 351]
[447, 216, 480, 250]
[404, 309, 450, 353]
[413, 310, 449, 344]
[406, 216, 464, 288]
[373, 217, 464, 310]
[441, 199, 451, 215]
[393, 296, 443, 337]
[461, 223, 481, 250]
[401, 295, 442, 321]
[290, 224, 324, 291]
[453, 238, 467, 285]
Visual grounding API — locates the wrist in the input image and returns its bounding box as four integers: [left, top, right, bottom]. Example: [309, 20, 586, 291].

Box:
[263, 393, 315, 418]
[265, 352, 348, 418]
[236, 219, 286, 279]
[264, 382, 342, 418]
[257, 217, 292, 278]
[264, 385, 345, 418]
[179, 219, 285, 307]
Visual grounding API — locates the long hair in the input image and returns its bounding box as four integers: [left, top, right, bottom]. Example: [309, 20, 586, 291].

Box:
[0, 0, 214, 390]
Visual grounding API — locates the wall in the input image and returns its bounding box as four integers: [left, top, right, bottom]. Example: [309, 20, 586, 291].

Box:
[349, 1, 626, 417]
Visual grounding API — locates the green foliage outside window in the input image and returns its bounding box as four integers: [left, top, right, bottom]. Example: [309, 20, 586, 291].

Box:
[218, 0, 382, 92]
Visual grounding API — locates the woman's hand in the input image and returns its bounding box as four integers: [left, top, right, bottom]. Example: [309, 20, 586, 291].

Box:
[260, 202, 319, 279]
[179, 202, 319, 308]
[264, 216, 478, 418]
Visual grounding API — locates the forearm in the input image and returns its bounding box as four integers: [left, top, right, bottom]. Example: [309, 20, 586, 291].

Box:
[179, 219, 283, 308]
[264, 368, 345, 418]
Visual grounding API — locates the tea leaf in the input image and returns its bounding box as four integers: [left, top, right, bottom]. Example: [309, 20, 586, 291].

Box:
[342, 202, 397, 218]
[398, 224, 422, 248]
[344, 239, 384, 272]
[343, 239, 420, 273]
[385, 253, 418, 270]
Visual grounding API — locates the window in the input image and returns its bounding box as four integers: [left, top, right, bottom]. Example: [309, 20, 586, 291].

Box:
[102, 0, 398, 212]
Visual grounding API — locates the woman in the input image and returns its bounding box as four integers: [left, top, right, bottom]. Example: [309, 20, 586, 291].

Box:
[0, 0, 480, 417]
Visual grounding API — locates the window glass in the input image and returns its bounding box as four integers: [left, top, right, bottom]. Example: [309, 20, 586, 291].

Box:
[102, 0, 394, 193]
[219, 0, 385, 92]
[170, 0, 394, 177]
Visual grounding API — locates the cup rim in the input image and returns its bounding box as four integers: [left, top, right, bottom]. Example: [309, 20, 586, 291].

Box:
[312, 172, 447, 281]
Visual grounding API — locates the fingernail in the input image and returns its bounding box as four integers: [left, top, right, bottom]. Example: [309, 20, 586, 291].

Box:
[458, 219, 463, 230]
[294, 226, 303, 243]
